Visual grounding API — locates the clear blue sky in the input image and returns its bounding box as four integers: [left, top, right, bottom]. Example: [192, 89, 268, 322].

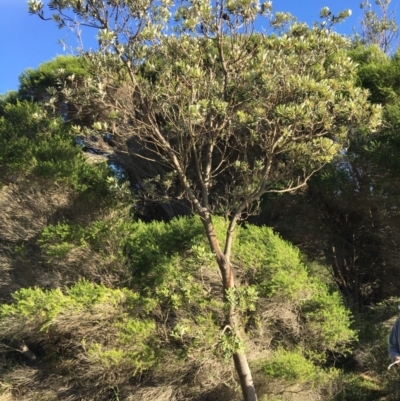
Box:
[0, 0, 396, 94]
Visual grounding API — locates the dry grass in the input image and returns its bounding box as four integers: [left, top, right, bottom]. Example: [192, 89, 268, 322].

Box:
[0, 382, 14, 401]
[0, 181, 74, 245]
[0, 180, 76, 302]
[0, 264, 240, 401]
[125, 386, 177, 401]
[0, 394, 14, 401]
[0, 302, 332, 401]
[45, 245, 130, 288]
[0, 179, 130, 304]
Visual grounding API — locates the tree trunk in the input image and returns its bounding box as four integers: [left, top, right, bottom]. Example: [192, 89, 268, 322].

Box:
[227, 292, 257, 401]
[201, 214, 258, 401]
[234, 352, 258, 401]
[223, 263, 258, 401]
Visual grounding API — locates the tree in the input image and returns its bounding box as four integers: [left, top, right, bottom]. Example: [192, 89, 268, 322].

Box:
[18, 55, 89, 103]
[255, 45, 400, 309]
[358, 0, 398, 53]
[310, 45, 400, 306]
[28, 1, 381, 399]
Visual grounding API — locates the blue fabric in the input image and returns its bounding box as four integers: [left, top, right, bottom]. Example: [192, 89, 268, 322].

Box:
[389, 317, 400, 361]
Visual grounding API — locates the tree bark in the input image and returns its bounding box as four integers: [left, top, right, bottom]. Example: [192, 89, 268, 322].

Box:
[233, 352, 258, 401]
[201, 214, 258, 401]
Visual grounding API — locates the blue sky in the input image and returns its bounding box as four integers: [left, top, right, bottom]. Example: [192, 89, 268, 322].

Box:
[0, 0, 397, 94]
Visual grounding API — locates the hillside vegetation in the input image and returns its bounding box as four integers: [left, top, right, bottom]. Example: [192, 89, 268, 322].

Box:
[2, 1, 400, 400]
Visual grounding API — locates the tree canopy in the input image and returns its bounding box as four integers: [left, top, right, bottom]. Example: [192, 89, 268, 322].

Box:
[23, 2, 383, 400]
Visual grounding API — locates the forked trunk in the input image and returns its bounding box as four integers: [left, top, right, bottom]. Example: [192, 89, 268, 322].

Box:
[201, 215, 258, 401]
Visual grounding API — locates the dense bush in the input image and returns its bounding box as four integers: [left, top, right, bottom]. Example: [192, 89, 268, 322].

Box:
[18, 55, 89, 103]
[0, 215, 355, 400]
[0, 100, 112, 195]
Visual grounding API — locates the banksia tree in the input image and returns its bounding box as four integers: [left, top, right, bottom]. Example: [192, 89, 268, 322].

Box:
[28, 1, 381, 399]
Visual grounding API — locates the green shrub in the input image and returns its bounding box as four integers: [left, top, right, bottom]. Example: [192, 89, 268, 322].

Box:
[0, 280, 160, 374]
[25, 215, 357, 399]
[0, 100, 112, 195]
[233, 223, 356, 354]
[18, 55, 89, 102]
[333, 373, 386, 401]
[262, 347, 340, 387]
[38, 216, 355, 359]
